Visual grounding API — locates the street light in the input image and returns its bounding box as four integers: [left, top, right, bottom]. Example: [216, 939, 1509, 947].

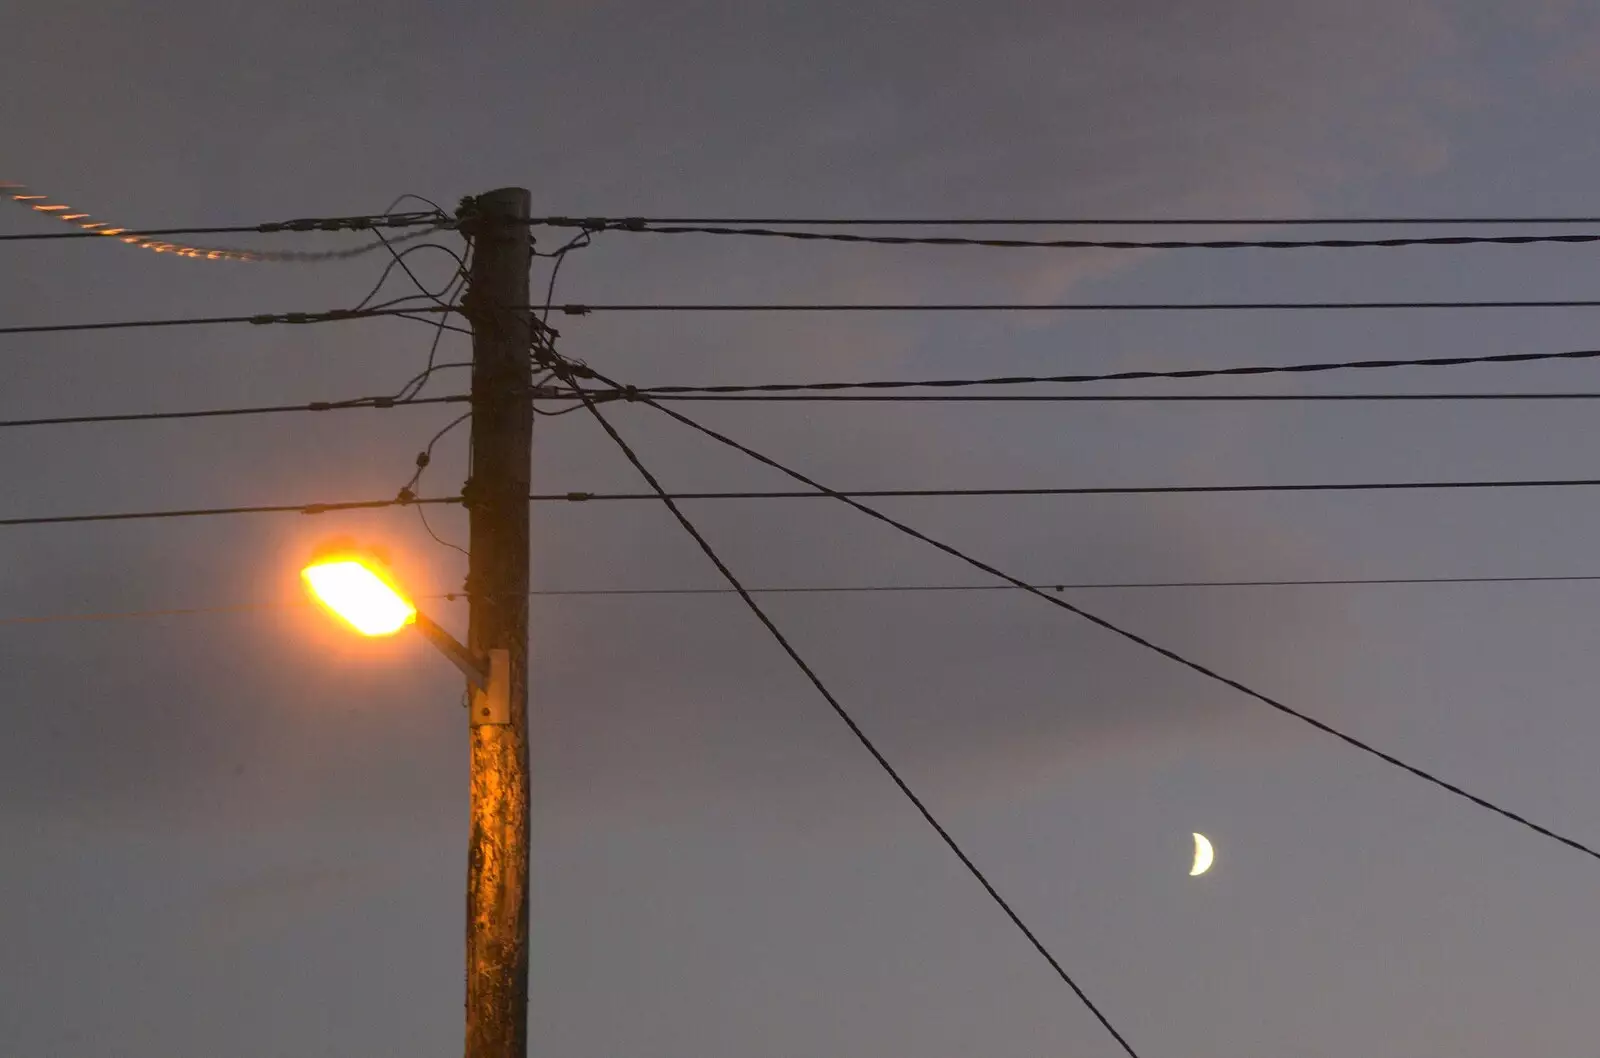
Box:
[301, 548, 509, 724]
[302, 554, 417, 637]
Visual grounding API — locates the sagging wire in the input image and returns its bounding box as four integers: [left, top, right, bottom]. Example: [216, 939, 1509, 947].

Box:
[396, 411, 473, 559]
[394, 237, 475, 402]
[522, 225, 599, 415]
[1, 181, 447, 262]
[370, 199, 479, 558]
[351, 242, 469, 313]
[534, 226, 596, 324]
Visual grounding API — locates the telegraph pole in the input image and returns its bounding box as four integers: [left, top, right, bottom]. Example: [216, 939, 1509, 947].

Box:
[460, 187, 534, 1058]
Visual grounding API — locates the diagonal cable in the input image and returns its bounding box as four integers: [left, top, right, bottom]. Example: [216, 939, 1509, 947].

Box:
[595, 369, 1600, 865]
[548, 358, 1141, 1058]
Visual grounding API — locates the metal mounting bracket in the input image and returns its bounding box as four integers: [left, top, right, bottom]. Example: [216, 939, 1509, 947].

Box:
[469, 649, 511, 727]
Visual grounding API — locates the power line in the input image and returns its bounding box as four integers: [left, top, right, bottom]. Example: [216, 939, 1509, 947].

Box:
[14, 572, 1600, 627]
[20, 388, 1599, 433]
[0, 305, 456, 338]
[580, 220, 1600, 252]
[535, 214, 1600, 227]
[0, 495, 460, 529]
[629, 345, 1600, 395]
[545, 479, 1600, 501]
[645, 391, 1600, 404]
[620, 379, 1600, 865]
[1, 182, 445, 261]
[531, 573, 1600, 594]
[554, 360, 1141, 1058]
[0, 209, 443, 242]
[552, 299, 1600, 314]
[0, 394, 466, 431]
[13, 474, 1600, 528]
[0, 602, 301, 626]
[24, 300, 1600, 340]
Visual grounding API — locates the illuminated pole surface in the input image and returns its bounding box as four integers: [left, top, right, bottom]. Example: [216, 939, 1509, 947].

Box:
[460, 188, 534, 1058]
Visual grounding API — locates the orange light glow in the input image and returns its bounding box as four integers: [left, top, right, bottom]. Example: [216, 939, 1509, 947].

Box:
[301, 555, 417, 637]
[4, 181, 254, 263]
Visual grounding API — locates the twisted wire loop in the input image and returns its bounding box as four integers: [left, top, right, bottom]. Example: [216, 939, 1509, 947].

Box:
[1, 181, 444, 262]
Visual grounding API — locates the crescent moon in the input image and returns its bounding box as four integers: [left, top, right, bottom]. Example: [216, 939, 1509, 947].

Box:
[1190, 833, 1215, 876]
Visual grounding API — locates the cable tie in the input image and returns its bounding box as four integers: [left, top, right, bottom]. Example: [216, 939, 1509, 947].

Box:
[558, 304, 591, 316]
[370, 397, 395, 409]
[248, 314, 278, 325]
[301, 504, 329, 515]
[566, 491, 593, 502]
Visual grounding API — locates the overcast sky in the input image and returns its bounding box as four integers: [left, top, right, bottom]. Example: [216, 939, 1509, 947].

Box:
[10, 2, 1600, 1056]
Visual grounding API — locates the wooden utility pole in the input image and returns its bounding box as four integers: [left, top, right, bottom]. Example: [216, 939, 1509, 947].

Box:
[461, 187, 534, 1058]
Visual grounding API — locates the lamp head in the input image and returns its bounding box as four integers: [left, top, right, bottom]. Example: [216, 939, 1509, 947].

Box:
[301, 549, 417, 637]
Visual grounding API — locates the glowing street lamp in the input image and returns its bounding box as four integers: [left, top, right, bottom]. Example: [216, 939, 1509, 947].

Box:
[302, 549, 509, 723]
[302, 555, 417, 637]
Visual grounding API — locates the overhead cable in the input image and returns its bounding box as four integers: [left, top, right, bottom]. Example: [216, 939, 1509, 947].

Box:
[629, 346, 1600, 395]
[0, 495, 460, 528]
[14, 572, 1600, 627]
[0, 305, 459, 337]
[616, 376, 1600, 865]
[0, 394, 466, 431]
[533, 214, 1600, 227]
[575, 219, 1600, 252]
[554, 359, 1141, 1058]
[19, 389, 1600, 432]
[1, 182, 445, 261]
[550, 299, 1600, 314]
[23, 301, 1600, 339]
[539, 478, 1600, 501]
[645, 391, 1600, 404]
[13, 474, 1600, 527]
